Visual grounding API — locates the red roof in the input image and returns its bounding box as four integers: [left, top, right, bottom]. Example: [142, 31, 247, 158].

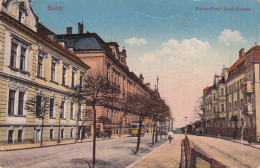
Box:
[203, 86, 211, 95]
[229, 54, 245, 72]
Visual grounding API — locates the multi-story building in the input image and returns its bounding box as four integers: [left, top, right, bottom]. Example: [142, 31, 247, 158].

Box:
[0, 0, 90, 144]
[203, 47, 260, 141]
[56, 24, 154, 136]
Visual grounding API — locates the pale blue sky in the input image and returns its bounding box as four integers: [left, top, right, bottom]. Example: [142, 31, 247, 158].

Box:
[31, 0, 260, 127]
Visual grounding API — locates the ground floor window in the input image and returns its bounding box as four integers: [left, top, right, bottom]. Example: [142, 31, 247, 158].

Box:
[61, 128, 64, 139]
[50, 129, 53, 140]
[70, 128, 73, 138]
[18, 130, 23, 143]
[8, 130, 14, 144]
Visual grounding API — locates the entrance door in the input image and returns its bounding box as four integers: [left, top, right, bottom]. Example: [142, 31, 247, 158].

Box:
[8, 130, 14, 144]
[36, 129, 40, 142]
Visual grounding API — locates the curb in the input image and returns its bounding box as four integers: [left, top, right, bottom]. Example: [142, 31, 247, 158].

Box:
[127, 141, 168, 168]
[203, 134, 260, 150]
[218, 137, 260, 150]
[0, 135, 130, 152]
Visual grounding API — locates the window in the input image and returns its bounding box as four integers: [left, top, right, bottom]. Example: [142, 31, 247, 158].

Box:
[80, 74, 83, 87]
[50, 129, 53, 140]
[49, 98, 54, 118]
[71, 70, 75, 87]
[213, 93, 215, 100]
[234, 101, 237, 109]
[78, 103, 82, 120]
[18, 92, 25, 115]
[8, 130, 14, 144]
[37, 56, 43, 77]
[8, 90, 16, 115]
[221, 104, 224, 112]
[61, 101, 65, 119]
[70, 102, 74, 120]
[70, 128, 73, 138]
[221, 88, 224, 96]
[61, 128, 64, 139]
[36, 95, 42, 117]
[10, 43, 17, 67]
[62, 66, 66, 85]
[51, 61, 56, 82]
[20, 47, 26, 70]
[18, 130, 22, 143]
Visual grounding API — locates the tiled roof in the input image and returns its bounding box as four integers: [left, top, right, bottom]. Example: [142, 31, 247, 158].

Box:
[56, 33, 107, 50]
[229, 54, 245, 72]
[203, 86, 211, 95]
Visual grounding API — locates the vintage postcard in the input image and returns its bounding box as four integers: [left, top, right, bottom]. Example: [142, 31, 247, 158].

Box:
[0, 0, 260, 167]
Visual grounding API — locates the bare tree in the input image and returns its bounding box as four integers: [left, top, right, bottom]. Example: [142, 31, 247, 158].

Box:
[25, 94, 50, 146]
[124, 93, 152, 154]
[193, 97, 203, 122]
[83, 74, 120, 168]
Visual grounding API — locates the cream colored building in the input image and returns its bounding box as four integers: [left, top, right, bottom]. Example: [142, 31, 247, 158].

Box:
[203, 47, 260, 141]
[0, 0, 90, 144]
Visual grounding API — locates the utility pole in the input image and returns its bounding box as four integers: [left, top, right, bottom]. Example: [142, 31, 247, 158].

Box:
[185, 116, 187, 134]
[156, 76, 159, 90]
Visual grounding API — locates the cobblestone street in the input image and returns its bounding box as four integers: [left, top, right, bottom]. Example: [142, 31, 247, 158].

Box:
[0, 134, 166, 168]
[188, 135, 260, 168]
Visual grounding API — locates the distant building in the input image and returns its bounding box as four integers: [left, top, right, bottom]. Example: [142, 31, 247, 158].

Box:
[0, 0, 90, 144]
[202, 47, 260, 141]
[56, 25, 154, 136]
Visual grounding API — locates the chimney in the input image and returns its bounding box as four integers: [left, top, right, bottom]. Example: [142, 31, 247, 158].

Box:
[239, 48, 245, 58]
[66, 27, 72, 34]
[78, 22, 84, 34]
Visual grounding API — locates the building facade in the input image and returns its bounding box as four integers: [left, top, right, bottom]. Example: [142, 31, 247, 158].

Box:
[203, 47, 260, 141]
[56, 25, 154, 136]
[0, 0, 90, 144]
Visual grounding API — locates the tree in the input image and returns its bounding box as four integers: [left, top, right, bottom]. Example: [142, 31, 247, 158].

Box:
[83, 74, 121, 168]
[97, 115, 112, 139]
[149, 98, 170, 144]
[25, 94, 50, 146]
[69, 85, 85, 143]
[124, 93, 152, 154]
[193, 97, 203, 122]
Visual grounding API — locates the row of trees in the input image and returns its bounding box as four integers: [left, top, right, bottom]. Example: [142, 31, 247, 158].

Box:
[25, 74, 170, 168]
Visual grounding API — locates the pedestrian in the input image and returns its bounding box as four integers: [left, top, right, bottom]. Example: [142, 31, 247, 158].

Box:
[168, 131, 173, 144]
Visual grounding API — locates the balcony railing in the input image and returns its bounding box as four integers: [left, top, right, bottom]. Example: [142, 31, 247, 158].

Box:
[242, 81, 253, 93]
[243, 104, 254, 116]
[212, 99, 217, 104]
[219, 111, 226, 118]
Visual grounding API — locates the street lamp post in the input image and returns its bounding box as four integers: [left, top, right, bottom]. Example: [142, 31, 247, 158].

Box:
[119, 118, 122, 138]
[185, 116, 187, 134]
[57, 110, 62, 143]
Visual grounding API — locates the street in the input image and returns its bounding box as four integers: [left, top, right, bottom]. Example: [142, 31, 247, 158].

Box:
[0, 134, 166, 168]
[188, 135, 260, 168]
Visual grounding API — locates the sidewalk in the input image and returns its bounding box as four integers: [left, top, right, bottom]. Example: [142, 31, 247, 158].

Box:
[209, 134, 260, 150]
[0, 134, 129, 151]
[127, 134, 183, 168]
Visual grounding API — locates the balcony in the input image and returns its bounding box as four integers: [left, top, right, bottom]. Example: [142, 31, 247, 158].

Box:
[212, 112, 219, 118]
[219, 111, 226, 118]
[212, 99, 217, 104]
[242, 81, 253, 93]
[219, 95, 225, 101]
[243, 104, 254, 116]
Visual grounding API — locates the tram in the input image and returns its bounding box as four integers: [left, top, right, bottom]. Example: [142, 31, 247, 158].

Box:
[130, 122, 146, 137]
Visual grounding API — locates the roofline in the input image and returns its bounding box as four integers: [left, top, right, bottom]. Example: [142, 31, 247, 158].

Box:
[0, 12, 90, 70]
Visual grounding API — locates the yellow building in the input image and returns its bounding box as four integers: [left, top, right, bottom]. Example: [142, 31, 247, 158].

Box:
[0, 0, 90, 144]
